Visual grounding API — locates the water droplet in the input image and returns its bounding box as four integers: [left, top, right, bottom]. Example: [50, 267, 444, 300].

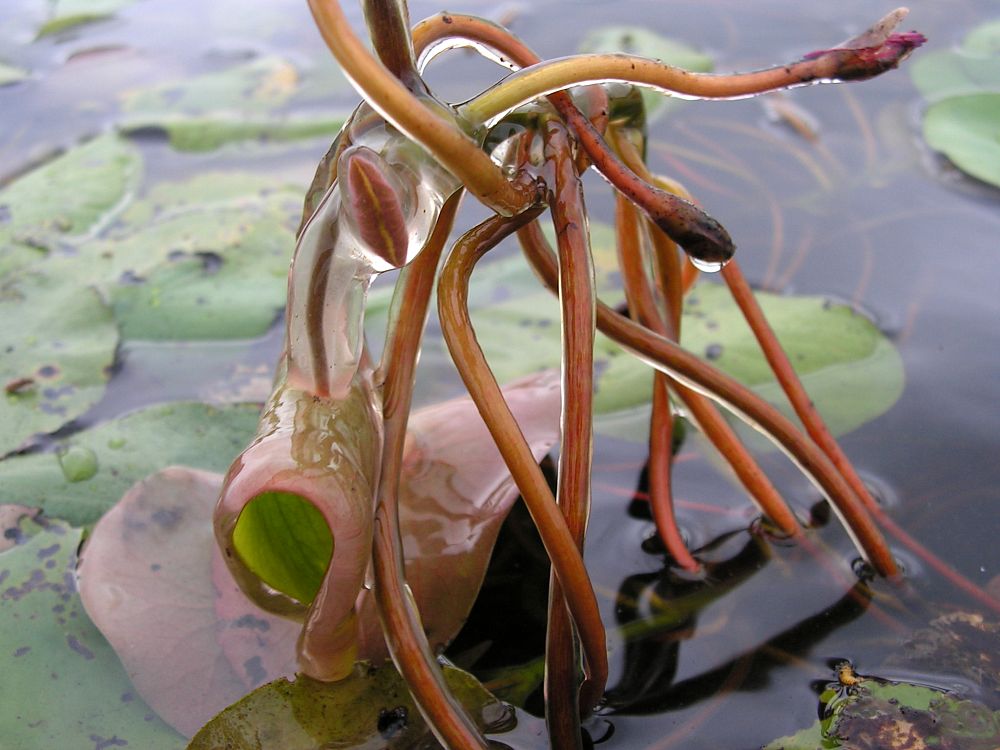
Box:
[58, 446, 98, 482]
[690, 256, 728, 273]
[106, 437, 126, 450]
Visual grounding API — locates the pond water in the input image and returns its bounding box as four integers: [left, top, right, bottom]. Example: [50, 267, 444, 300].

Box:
[2, 0, 999, 748]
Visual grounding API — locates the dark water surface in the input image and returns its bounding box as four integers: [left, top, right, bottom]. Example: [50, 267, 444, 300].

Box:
[2, 0, 999, 748]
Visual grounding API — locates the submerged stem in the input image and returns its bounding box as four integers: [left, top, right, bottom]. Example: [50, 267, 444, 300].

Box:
[517, 223, 898, 578]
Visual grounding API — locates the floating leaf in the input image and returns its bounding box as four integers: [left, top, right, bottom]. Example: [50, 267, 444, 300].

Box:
[578, 26, 713, 120]
[0, 515, 182, 748]
[0, 402, 261, 526]
[468, 248, 903, 437]
[189, 662, 513, 749]
[35, 0, 133, 37]
[0, 504, 39, 552]
[0, 61, 28, 86]
[764, 673, 1000, 749]
[123, 56, 299, 116]
[78, 467, 299, 737]
[923, 94, 1000, 188]
[884, 612, 1000, 701]
[54, 172, 302, 340]
[911, 20, 1000, 101]
[0, 134, 140, 253]
[119, 116, 346, 152]
[0, 269, 118, 454]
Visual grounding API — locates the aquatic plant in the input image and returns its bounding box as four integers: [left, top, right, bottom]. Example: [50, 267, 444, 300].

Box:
[192, 3, 935, 747]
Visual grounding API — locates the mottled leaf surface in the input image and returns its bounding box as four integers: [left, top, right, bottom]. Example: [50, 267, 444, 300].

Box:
[0, 402, 261, 526]
[765, 675, 1000, 750]
[188, 663, 513, 749]
[0, 515, 182, 748]
[0, 270, 118, 454]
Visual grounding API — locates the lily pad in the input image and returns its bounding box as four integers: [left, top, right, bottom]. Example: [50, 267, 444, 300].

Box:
[189, 663, 513, 749]
[0, 134, 140, 254]
[578, 25, 713, 120]
[120, 116, 346, 152]
[0, 402, 262, 526]
[0, 515, 182, 748]
[0, 61, 28, 86]
[468, 248, 904, 437]
[0, 268, 118, 454]
[911, 20, 1000, 101]
[35, 0, 133, 37]
[123, 55, 299, 116]
[59, 172, 303, 340]
[119, 56, 349, 151]
[884, 612, 1000, 701]
[923, 94, 1000, 188]
[764, 674, 1000, 749]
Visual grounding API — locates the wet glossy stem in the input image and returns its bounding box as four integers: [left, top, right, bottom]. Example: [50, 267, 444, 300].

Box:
[720, 260, 1000, 614]
[517, 223, 898, 578]
[465, 40, 916, 124]
[370, 195, 488, 750]
[438, 211, 610, 710]
[306, 0, 535, 215]
[542, 120, 597, 745]
[615, 195, 699, 571]
[362, 0, 420, 85]
[611, 133, 801, 538]
[411, 12, 732, 265]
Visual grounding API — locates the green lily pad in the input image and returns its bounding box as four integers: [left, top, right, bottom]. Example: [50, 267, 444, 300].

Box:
[923, 94, 1000, 188]
[0, 402, 261, 526]
[108, 216, 294, 340]
[35, 0, 133, 37]
[188, 662, 514, 749]
[963, 20, 1000, 56]
[578, 25, 713, 120]
[119, 116, 346, 152]
[57, 171, 302, 340]
[0, 134, 141, 255]
[764, 674, 1000, 749]
[0, 269, 118, 454]
[123, 55, 299, 115]
[468, 243, 903, 437]
[119, 56, 349, 151]
[0, 515, 183, 748]
[0, 61, 28, 86]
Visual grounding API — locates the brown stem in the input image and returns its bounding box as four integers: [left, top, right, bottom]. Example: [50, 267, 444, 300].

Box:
[370, 195, 489, 749]
[465, 18, 925, 123]
[362, 0, 421, 86]
[307, 0, 537, 215]
[541, 119, 597, 744]
[517, 222, 898, 578]
[615, 193, 699, 571]
[438, 210, 610, 714]
[611, 130, 802, 539]
[721, 260, 1000, 615]
[411, 11, 734, 266]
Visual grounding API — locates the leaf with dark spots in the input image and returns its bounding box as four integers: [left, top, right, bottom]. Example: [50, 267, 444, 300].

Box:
[764, 672, 1000, 749]
[189, 663, 513, 749]
[0, 516, 181, 748]
[0, 402, 261, 527]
